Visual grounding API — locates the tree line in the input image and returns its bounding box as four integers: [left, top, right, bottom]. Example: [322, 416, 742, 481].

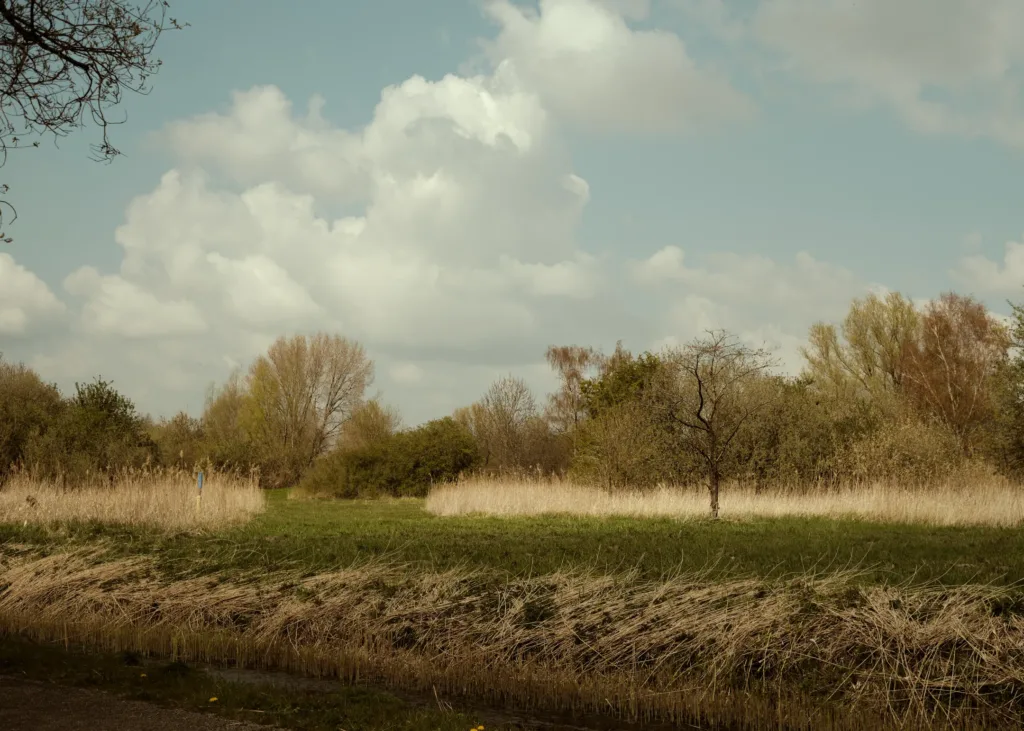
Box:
[3, 288, 1023, 514]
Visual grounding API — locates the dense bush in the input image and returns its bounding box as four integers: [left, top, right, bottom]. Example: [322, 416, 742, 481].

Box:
[22, 378, 157, 483]
[836, 412, 968, 486]
[299, 417, 481, 499]
[726, 376, 884, 489]
[148, 411, 206, 469]
[571, 399, 678, 489]
[0, 358, 63, 484]
[570, 348, 679, 488]
[570, 347, 994, 491]
[199, 372, 260, 475]
[579, 349, 663, 420]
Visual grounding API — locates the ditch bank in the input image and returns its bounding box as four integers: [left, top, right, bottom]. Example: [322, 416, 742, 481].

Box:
[1, 545, 1021, 730]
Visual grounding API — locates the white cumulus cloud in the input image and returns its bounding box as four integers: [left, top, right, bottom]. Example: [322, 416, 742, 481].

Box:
[30, 68, 620, 423]
[632, 245, 874, 375]
[952, 234, 1024, 298]
[0, 253, 65, 336]
[63, 266, 208, 339]
[753, 0, 1024, 148]
[481, 0, 754, 135]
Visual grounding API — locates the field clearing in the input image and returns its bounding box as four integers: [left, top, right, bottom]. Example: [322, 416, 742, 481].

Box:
[427, 476, 1024, 527]
[3, 486, 1024, 728]
[0, 471, 265, 532]
[2, 489, 1024, 586]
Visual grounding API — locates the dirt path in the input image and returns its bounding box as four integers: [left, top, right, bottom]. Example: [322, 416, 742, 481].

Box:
[0, 675, 270, 731]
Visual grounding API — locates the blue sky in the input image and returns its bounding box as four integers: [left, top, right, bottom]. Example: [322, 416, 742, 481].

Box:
[1, 0, 1023, 427]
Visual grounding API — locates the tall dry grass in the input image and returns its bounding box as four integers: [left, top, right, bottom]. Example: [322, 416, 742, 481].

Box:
[0, 468, 265, 531]
[426, 475, 1024, 527]
[1, 547, 1022, 729]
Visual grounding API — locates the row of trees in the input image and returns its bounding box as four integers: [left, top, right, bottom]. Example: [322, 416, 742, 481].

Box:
[440, 291, 1024, 515]
[0, 333, 378, 487]
[3, 289, 1023, 514]
[585, 292, 1021, 512]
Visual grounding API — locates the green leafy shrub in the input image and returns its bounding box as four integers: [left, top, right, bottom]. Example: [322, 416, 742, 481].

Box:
[834, 409, 966, 486]
[22, 377, 157, 483]
[0, 357, 63, 484]
[299, 417, 481, 499]
[148, 411, 206, 469]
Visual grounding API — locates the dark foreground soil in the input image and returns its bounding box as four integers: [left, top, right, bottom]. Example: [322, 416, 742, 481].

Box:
[0, 675, 271, 731]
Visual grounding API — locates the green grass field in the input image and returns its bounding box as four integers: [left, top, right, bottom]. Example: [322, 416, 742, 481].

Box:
[3, 489, 1024, 587]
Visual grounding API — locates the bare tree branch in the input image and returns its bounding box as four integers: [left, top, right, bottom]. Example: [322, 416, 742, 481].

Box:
[0, 0, 186, 241]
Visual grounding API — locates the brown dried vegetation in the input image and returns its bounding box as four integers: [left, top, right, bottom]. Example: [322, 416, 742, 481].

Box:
[2, 546, 1023, 729]
[0, 468, 264, 530]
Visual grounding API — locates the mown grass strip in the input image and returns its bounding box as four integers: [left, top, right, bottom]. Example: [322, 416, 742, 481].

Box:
[4, 491, 1024, 587]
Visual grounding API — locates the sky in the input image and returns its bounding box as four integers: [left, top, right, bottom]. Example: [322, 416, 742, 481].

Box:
[1, 0, 1023, 428]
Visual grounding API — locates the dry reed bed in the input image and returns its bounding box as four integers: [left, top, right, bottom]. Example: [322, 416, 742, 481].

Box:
[427, 478, 1024, 527]
[0, 548, 1021, 729]
[0, 471, 265, 531]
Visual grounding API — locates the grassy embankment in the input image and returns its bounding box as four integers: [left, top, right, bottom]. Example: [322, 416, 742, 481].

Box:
[3, 476, 1024, 729]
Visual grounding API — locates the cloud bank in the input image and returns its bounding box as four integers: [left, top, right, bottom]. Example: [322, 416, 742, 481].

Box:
[8, 0, 1016, 424]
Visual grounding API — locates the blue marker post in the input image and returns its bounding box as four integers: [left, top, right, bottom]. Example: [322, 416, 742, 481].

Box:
[196, 471, 204, 512]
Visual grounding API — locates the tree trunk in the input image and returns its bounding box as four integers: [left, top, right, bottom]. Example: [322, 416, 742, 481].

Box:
[708, 465, 720, 519]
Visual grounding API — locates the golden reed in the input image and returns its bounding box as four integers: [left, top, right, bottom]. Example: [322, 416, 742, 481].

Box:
[0, 468, 264, 531]
[427, 475, 1024, 527]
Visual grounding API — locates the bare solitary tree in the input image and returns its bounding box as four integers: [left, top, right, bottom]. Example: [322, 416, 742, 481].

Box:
[0, 0, 185, 239]
[657, 330, 778, 518]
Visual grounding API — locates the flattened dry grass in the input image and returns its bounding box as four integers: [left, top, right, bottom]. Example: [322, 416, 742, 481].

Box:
[427, 476, 1024, 527]
[0, 470, 265, 531]
[1, 546, 1023, 729]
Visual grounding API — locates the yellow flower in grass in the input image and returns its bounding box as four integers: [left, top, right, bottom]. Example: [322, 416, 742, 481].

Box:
[209, 697, 218, 703]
